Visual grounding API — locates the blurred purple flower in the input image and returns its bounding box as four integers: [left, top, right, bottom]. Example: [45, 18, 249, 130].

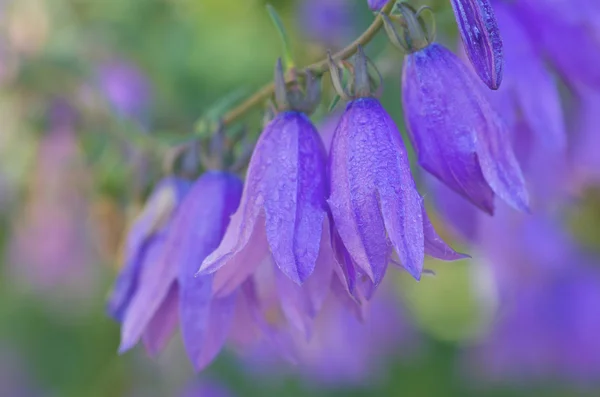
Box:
[8, 102, 98, 300]
[450, 0, 503, 90]
[97, 59, 152, 121]
[107, 177, 191, 322]
[117, 171, 243, 371]
[247, 282, 415, 386]
[486, 2, 566, 152]
[514, 0, 600, 89]
[572, 87, 600, 188]
[368, 0, 387, 11]
[328, 97, 464, 285]
[298, 0, 354, 48]
[402, 42, 529, 214]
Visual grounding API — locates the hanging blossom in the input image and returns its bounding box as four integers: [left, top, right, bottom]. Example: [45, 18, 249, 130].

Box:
[371, 0, 503, 89]
[327, 47, 464, 287]
[114, 171, 243, 369]
[384, 3, 528, 214]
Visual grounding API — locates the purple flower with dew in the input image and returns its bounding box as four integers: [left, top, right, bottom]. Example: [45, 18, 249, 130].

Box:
[402, 42, 529, 214]
[328, 97, 465, 285]
[368, 0, 388, 11]
[450, 0, 503, 89]
[298, 0, 354, 48]
[485, 2, 566, 152]
[198, 111, 331, 288]
[107, 177, 190, 322]
[514, 0, 600, 89]
[97, 59, 152, 121]
[116, 171, 243, 371]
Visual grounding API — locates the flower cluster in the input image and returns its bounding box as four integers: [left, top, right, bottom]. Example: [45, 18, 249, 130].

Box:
[106, 0, 597, 379]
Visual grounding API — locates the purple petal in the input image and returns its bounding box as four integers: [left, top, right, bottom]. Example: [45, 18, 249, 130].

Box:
[402, 43, 529, 213]
[172, 172, 242, 370]
[516, 0, 600, 89]
[107, 177, 190, 321]
[421, 204, 469, 260]
[275, 222, 334, 338]
[450, 0, 503, 89]
[119, 231, 175, 353]
[493, 3, 566, 151]
[261, 112, 329, 284]
[142, 283, 179, 356]
[573, 87, 600, 186]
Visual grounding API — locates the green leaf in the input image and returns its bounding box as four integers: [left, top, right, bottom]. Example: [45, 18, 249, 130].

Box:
[328, 94, 342, 113]
[266, 4, 294, 69]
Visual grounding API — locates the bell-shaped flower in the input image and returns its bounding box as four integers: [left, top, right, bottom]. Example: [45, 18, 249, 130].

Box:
[115, 171, 243, 371]
[326, 47, 464, 285]
[107, 177, 190, 321]
[403, 42, 529, 214]
[450, 0, 503, 89]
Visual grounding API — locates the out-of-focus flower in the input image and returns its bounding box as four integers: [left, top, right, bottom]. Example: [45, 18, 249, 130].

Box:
[486, 2, 565, 152]
[107, 177, 191, 322]
[248, 283, 414, 386]
[572, 87, 600, 188]
[328, 96, 464, 285]
[368, 0, 388, 11]
[513, 0, 600, 90]
[116, 172, 243, 371]
[402, 42, 528, 214]
[97, 59, 152, 122]
[7, 101, 99, 303]
[298, 0, 354, 48]
[450, 0, 503, 90]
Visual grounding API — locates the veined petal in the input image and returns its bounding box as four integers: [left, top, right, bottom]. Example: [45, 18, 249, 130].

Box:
[450, 0, 503, 89]
[108, 177, 190, 321]
[403, 43, 528, 213]
[119, 230, 175, 353]
[142, 283, 179, 357]
[172, 172, 242, 370]
[275, 221, 334, 338]
[261, 112, 328, 284]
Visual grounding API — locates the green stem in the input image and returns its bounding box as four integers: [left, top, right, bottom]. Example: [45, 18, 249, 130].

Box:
[222, 0, 397, 126]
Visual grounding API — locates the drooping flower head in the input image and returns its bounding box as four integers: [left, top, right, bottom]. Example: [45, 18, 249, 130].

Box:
[107, 177, 190, 321]
[450, 0, 503, 90]
[327, 46, 464, 287]
[390, 4, 529, 214]
[197, 60, 339, 347]
[116, 171, 243, 370]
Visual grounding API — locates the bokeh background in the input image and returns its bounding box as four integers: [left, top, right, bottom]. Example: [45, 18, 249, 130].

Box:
[1, 0, 599, 396]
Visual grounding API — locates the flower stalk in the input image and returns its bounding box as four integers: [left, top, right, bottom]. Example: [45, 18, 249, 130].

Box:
[221, 0, 398, 126]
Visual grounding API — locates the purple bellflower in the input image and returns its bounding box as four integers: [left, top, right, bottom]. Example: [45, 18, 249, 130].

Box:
[393, 4, 529, 214]
[450, 0, 503, 90]
[327, 47, 464, 286]
[107, 177, 190, 322]
[298, 0, 354, 48]
[117, 171, 243, 370]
